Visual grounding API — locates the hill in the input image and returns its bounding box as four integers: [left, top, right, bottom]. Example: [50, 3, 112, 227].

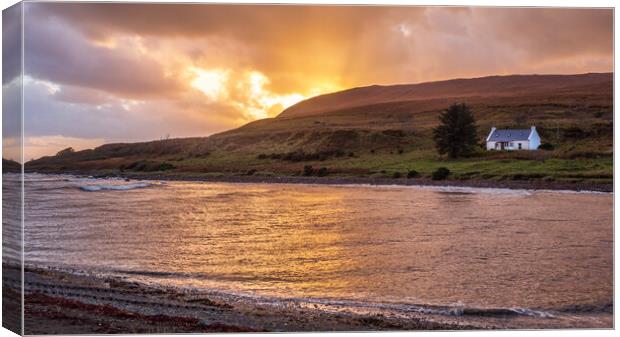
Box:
[279, 73, 612, 118]
[25, 73, 613, 189]
[2, 158, 21, 173]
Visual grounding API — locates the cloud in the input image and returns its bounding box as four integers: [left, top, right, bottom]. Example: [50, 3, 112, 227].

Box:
[24, 14, 184, 100]
[26, 4, 612, 86]
[2, 3, 22, 85]
[18, 3, 613, 159]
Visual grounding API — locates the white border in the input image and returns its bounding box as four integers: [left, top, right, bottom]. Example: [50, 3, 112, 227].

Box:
[0, 1, 616, 337]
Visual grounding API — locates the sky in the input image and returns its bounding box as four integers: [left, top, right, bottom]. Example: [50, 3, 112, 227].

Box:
[1, 3, 613, 161]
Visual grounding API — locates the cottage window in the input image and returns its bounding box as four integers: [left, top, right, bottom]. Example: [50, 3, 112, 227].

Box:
[518, 143, 522, 150]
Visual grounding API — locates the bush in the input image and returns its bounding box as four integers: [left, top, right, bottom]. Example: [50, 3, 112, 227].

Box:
[317, 167, 329, 177]
[157, 163, 175, 171]
[246, 169, 257, 176]
[302, 165, 314, 176]
[538, 142, 554, 151]
[432, 167, 451, 180]
[392, 172, 402, 179]
[56, 147, 75, 157]
[407, 170, 420, 178]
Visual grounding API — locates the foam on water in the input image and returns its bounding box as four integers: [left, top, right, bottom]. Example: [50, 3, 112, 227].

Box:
[78, 182, 156, 192]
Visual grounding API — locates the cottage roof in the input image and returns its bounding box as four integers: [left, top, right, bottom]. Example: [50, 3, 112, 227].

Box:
[488, 129, 532, 142]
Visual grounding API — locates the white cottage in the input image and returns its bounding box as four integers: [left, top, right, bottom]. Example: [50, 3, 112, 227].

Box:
[486, 126, 541, 151]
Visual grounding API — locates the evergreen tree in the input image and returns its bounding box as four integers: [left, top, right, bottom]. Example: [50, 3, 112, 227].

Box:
[432, 103, 478, 158]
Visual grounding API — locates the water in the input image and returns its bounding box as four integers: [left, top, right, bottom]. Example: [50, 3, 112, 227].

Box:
[12, 173, 614, 325]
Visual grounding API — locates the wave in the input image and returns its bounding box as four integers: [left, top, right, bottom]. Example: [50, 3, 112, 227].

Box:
[78, 182, 156, 192]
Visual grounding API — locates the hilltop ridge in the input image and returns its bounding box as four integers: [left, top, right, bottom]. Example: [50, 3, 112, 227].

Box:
[279, 73, 612, 118]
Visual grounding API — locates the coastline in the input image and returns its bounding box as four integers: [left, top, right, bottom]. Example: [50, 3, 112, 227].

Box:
[7, 264, 476, 334]
[5, 264, 612, 333]
[23, 170, 613, 192]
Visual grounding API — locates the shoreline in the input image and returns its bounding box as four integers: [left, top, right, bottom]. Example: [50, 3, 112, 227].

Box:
[7, 264, 479, 333]
[24, 170, 613, 192]
[5, 264, 613, 333]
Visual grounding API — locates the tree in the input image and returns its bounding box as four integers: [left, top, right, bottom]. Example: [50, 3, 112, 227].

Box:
[432, 103, 478, 158]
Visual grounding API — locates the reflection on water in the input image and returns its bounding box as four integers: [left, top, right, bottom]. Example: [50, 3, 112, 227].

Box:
[20, 173, 612, 312]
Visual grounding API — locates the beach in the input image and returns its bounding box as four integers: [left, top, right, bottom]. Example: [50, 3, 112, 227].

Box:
[4, 264, 612, 334]
[7, 265, 474, 334]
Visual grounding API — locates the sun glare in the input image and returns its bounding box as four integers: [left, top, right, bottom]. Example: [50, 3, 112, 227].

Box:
[243, 71, 308, 119]
[188, 67, 334, 120]
[189, 67, 230, 101]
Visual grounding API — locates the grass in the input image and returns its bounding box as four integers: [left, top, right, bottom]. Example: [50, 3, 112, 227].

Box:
[23, 74, 613, 187]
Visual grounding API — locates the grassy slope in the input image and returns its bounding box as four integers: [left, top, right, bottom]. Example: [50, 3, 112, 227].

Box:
[25, 73, 613, 186]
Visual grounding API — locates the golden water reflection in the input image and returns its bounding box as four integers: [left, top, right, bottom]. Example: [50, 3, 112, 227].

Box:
[24, 177, 613, 310]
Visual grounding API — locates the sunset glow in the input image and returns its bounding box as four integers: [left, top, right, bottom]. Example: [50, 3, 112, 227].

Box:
[189, 67, 231, 101]
[3, 3, 611, 160]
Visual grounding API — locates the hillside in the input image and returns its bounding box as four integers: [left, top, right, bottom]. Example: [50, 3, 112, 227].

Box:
[279, 73, 612, 117]
[25, 73, 613, 188]
[2, 158, 21, 173]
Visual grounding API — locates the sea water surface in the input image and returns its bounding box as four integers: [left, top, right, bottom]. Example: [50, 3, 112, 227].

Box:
[12, 173, 613, 326]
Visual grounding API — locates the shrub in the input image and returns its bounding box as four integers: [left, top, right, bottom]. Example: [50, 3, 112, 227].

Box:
[157, 163, 175, 171]
[432, 167, 451, 180]
[257, 153, 268, 159]
[246, 169, 257, 176]
[407, 170, 420, 178]
[398, 148, 404, 154]
[317, 167, 329, 177]
[538, 142, 554, 151]
[302, 165, 314, 176]
[56, 147, 75, 157]
[392, 172, 402, 179]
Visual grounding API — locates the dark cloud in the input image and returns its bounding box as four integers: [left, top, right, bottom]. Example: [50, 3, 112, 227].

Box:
[3, 3, 22, 85]
[24, 12, 184, 100]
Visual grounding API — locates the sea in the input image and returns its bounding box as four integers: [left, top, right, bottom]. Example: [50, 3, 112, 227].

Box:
[3, 173, 613, 329]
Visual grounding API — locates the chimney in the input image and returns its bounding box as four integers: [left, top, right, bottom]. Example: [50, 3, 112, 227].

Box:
[487, 127, 497, 141]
